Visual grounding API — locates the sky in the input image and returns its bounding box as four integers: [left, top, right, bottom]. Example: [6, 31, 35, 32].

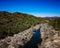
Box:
[0, 0, 60, 17]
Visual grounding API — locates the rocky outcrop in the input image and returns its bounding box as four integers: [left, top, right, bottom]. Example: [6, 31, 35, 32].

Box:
[0, 24, 41, 48]
[38, 23, 60, 48]
[0, 23, 60, 48]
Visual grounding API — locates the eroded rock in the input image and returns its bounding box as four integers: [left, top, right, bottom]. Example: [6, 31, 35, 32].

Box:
[38, 23, 60, 48]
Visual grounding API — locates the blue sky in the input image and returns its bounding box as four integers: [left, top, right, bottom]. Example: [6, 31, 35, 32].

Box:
[0, 0, 60, 17]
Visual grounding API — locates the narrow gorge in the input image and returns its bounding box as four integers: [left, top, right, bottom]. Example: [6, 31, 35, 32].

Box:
[0, 23, 60, 48]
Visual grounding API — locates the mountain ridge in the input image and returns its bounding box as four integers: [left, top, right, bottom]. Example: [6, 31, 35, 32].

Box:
[0, 11, 44, 39]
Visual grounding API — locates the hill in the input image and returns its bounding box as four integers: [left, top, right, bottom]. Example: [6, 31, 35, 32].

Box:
[48, 17, 60, 30]
[44, 16, 59, 20]
[43, 16, 60, 31]
[0, 11, 60, 39]
[0, 11, 44, 39]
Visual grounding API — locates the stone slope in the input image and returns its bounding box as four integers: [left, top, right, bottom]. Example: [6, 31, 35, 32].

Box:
[0, 23, 60, 48]
[0, 24, 41, 48]
[38, 23, 60, 48]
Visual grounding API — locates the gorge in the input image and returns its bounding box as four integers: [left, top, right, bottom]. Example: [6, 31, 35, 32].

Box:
[0, 23, 60, 48]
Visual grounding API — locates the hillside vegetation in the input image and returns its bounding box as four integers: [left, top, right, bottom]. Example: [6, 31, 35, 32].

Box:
[48, 17, 60, 31]
[0, 11, 44, 39]
[0, 11, 60, 39]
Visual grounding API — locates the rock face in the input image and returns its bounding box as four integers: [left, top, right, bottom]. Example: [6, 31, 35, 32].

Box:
[0, 24, 41, 48]
[38, 23, 60, 48]
[0, 23, 60, 48]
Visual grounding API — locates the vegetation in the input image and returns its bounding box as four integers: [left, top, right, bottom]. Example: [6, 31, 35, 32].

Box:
[0, 11, 44, 39]
[43, 17, 60, 31]
[0, 11, 60, 39]
[48, 17, 60, 30]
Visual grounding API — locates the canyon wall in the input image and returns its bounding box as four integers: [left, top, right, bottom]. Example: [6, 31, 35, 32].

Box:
[0, 23, 60, 48]
[38, 23, 60, 48]
[0, 24, 41, 48]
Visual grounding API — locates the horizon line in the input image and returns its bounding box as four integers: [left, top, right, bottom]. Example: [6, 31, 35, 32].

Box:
[0, 11, 60, 17]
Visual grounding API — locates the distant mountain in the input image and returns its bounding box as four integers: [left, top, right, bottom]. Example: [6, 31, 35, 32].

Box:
[44, 16, 60, 20]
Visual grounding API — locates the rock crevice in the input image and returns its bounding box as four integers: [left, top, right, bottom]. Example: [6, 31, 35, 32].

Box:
[0, 23, 60, 48]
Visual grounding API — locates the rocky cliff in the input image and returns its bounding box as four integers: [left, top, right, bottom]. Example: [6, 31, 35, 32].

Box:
[0, 23, 60, 48]
[0, 24, 41, 48]
[38, 23, 60, 48]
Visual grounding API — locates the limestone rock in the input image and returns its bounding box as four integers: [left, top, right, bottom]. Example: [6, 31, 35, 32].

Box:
[0, 24, 40, 48]
[38, 23, 60, 48]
